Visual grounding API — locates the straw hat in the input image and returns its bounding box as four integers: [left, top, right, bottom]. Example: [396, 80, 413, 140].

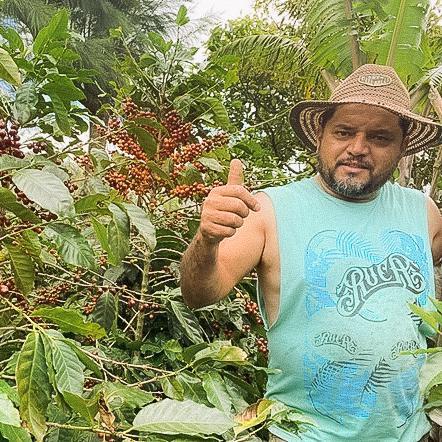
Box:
[289, 64, 442, 156]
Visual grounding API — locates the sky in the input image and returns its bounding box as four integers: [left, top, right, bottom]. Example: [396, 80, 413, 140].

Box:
[189, 0, 255, 22]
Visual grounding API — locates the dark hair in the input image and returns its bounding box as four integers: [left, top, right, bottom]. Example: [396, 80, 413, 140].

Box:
[319, 106, 410, 137]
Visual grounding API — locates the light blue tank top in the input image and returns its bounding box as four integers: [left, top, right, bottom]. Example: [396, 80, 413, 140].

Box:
[257, 177, 435, 442]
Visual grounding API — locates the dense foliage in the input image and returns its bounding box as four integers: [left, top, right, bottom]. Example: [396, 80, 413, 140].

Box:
[0, 3, 439, 442]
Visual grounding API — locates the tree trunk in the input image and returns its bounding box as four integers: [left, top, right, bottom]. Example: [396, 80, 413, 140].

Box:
[429, 86, 442, 202]
[397, 155, 414, 187]
[343, 0, 362, 70]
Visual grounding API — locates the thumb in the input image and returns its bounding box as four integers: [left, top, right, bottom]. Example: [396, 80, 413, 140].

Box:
[227, 159, 244, 186]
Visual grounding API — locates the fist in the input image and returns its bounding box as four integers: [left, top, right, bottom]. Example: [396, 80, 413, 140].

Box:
[199, 159, 261, 244]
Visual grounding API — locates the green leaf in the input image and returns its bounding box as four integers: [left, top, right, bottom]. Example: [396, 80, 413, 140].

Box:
[127, 125, 157, 157]
[0, 423, 32, 442]
[148, 32, 172, 54]
[0, 48, 21, 86]
[91, 217, 110, 252]
[192, 342, 248, 367]
[121, 203, 156, 250]
[16, 332, 51, 442]
[200, 98, 231, 130]
[176, 5, 190, 26]
[33, 10, 69, 55]
[42, 75, 85, 103]
[197, 157, 224, 172]
[0, 155, 29, 171]
[146, 160, 173, 186]
[60, 339, 102, 379]
[409, 303, 441, 333]
[32, 307, 106, 339]
[13, 82, 38, 124]
[90, 293, 117, 333]
[5, 244, 34, 295]
[75, 194, 109, 214]
[132, 399, 234, 435]
[0, 188, 41, 223]
[169, 300, 204, 344]
[12, 169, 74, 216]
[0, 26, 24, 52]
[19, 230, 42, 262]
[45, 223, 96, 270]
[62, 391, 99, 424]
[102, 382, 154, 410]
[362, 0, 429, 85]
[50, 338, 85, 395]
[201, 372, 232, 415]
[50, 93, 71, 136]
[0, 394, 20, 427]
[0, 381, 19, 406]
[107, 203, 130, 266]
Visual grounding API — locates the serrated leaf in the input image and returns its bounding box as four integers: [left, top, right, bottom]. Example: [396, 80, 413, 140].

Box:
[0, 48, 21, 86]
[45, 223, 96, 270]
[12, 169, 74, 216]
[127, 125, 157, 157]
[102, 382, 154, 410]
[0, 188, 41, 223]
[6, 244, 34, 295]
[0, 423, 32, 442]
[0, 393, 20, 427]
[13, 82, 38, 124]
[75, 194, 109, 214]
[16, 332, 50, 442]
[133, 399, 234, 435]
[50, 338, 84, 395]
[32, 307, 106, 339]
[90, 293, 117, 333]
[169, 300, 204, 344]
[201, 372, 232, 415]
[107, 203, 130, 266]
[33, 10, 69, 55]
[59, 338, 102, 379]
[121, 203, 156, 250]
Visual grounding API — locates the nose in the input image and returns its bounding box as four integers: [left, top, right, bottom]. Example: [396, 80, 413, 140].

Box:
[347, 133, 369, 156]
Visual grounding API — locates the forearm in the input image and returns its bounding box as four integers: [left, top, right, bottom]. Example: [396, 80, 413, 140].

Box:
[180, 231, 228, 308]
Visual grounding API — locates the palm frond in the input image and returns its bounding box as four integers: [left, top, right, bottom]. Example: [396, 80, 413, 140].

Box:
[1, 0, 56, 35]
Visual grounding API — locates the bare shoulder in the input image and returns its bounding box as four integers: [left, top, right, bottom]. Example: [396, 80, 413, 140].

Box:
[426, 197, 442, 264]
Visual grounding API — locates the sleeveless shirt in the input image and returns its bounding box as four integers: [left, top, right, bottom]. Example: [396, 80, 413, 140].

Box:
[257, 177, 435, 441]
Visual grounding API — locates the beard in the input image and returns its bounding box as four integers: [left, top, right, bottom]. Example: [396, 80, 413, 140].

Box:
[317, 156, 398, 198]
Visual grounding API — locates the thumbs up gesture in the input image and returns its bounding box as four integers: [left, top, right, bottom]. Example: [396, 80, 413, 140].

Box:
[198, 159, 261, 245]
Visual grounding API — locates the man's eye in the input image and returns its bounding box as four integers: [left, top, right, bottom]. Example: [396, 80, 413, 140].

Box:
[371, 134, 389, 141]
[335, 130, 351, 137]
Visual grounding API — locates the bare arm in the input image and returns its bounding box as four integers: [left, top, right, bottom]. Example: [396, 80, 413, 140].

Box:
[427, 197, 442, 265]
[180, 160, 265, 308]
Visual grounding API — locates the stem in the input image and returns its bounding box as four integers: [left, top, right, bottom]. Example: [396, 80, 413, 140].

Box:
[343, 0, 362, 70]
[386, 0, 406, 66]
[133, 248, 151, 363]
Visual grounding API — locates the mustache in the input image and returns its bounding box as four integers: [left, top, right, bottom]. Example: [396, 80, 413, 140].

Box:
[337, 159, 372, 169]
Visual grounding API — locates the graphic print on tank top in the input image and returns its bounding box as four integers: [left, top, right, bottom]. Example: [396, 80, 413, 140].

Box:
[302, 229, 431, 428]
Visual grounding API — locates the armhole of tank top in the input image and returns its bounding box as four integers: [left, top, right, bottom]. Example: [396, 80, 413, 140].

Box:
[252, 189, 282, 332]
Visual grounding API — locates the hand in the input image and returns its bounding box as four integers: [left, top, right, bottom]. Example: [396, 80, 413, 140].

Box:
[198, 159, 261, 244]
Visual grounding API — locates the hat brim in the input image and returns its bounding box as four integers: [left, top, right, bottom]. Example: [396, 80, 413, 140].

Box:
[289, 100, 442, 156]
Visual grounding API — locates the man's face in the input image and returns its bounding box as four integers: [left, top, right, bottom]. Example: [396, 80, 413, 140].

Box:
[316, 104, 408, 199]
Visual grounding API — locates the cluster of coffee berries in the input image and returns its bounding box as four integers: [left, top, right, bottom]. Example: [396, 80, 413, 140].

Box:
[0, 280, 13, 295]
[76, 154, 92, 171]
[170, 182, 210, 199]
[122, 97, 156, 122]
[244, 299, 264, 325]
[35, 282, 70, 306]
[83, 289, 104, 315]
[256, 337, 268, 356]
[0, 120, 22, 158]
[28, 141, 47, 154]
[139, 300, 161, 320]
[160, 111, 192, 158]
[0, 279, 29, 311]
[65, 181, 78, 193]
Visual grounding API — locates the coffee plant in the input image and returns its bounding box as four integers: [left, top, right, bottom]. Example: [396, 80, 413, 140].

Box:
[0, 7, 307, 442]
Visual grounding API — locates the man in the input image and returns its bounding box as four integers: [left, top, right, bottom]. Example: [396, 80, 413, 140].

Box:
[180, 64, 442, 441]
